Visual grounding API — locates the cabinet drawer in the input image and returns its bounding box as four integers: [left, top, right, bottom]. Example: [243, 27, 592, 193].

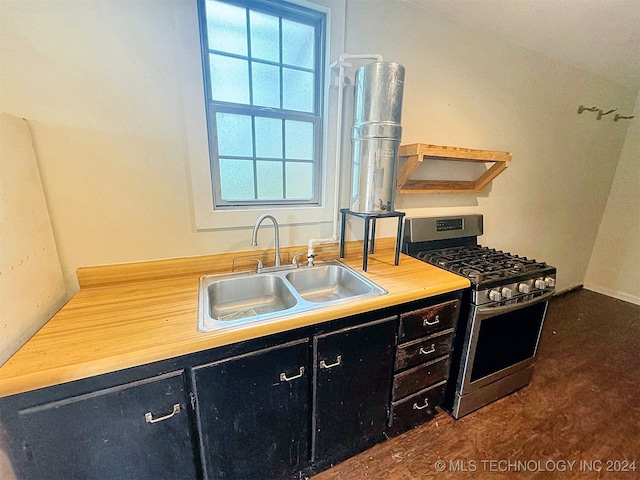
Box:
[388, 381, 446, 434]
[399, 300, 459, 342]
[392, 356, 449, 401]
[395, 329, 454, 371]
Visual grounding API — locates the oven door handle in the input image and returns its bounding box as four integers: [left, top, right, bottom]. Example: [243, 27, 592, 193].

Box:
[476, 290, 554, 318]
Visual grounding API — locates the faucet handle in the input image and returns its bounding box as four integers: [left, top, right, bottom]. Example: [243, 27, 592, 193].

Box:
[307, 253, 317, 267]
[249, 258, 263, 273]
[291, 253, 306, 267]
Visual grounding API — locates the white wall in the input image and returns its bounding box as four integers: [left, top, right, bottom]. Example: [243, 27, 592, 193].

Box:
[584, 92, 640, 304]
[345, 0, 637, 294]
[0, 113, 67, 365]
[0, 0, 341, 293]
[1, 0, 637, 297]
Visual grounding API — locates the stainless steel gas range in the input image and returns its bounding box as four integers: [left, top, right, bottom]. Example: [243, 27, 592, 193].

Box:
[402, 215, 556, 418]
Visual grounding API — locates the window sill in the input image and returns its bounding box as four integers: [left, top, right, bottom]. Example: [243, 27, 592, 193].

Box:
[194, 204, 336, 231]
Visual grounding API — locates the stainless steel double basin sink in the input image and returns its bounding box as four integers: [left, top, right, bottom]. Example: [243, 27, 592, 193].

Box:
[198, 260, 387, 332]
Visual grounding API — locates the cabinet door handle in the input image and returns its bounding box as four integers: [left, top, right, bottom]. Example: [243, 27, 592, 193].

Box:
[419, 344, 436, 355]
[412, 398, 430, 410]
[319, 355, 342, 370]
[423, 314, 440, 326]
[280, 366, 305, 382]
[145, 404, 180, 424]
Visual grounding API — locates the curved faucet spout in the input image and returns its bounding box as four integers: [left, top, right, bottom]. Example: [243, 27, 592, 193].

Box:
[251, 214, 281, 266]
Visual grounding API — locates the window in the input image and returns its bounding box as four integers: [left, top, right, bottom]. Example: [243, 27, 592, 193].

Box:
[198, 0, 326, 208]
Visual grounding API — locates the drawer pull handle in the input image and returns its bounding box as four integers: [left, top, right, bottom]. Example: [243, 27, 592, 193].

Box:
[419, 344, 436, 355]
[413, 399, 430, 410]
[145, 404, 180, 424]
[423, 315, 440, 326]
[280, 367, 305, 382]
[320, 355, 342, 370]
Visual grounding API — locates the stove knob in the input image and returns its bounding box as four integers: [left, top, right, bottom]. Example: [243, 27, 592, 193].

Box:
[544, 276, 556, 288]
[488, 289, 502, 301]
[534, 278, 546, 290]
[501, 287, 513, 299]
[518, 283, 531, 294]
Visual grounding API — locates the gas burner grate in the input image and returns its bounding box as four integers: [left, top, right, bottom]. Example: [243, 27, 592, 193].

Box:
[416, 245, 549, 284]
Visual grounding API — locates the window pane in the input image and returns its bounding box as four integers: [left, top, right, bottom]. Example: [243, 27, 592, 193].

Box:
[216, 113, 253, 156]
[255, 117, 282, 158]
[201, 0, 324, 207]
[282, 19, 314, 69]
[282, 68, 313, 112]
[210, 54, 250, 104]
[206, 0, 247, 56]
[286, 162, 313, 199]
[249, 11, 279, 63]
[257, 161, 284, 199]
[220, 159, 255, 200]
[251, 62, 280, 108]
[285, 120, 313, 160]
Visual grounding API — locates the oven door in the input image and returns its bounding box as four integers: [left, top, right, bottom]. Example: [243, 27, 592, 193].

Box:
[457, 290, 553, 396]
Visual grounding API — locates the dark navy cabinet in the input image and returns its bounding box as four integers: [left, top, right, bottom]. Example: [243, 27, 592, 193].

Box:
[191, 339, 310, 479]
[5, 371, 197, 480]
[0, 290, 463, 479]
[312, 317, 396, 469]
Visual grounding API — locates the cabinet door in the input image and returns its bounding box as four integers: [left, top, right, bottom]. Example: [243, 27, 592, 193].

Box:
[15, 371, 197, 480]
[313, 317, 396, 466]
[192, 338, 310, 480]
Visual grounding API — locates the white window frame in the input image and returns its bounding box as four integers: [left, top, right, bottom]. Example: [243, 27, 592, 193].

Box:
[176, 0, 345, 231]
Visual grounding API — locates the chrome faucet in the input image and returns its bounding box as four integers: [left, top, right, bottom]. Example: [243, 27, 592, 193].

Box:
[251, 214, 281, 267]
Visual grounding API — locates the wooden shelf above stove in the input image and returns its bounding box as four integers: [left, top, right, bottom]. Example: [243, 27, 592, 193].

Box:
[397, 143, 512, 194]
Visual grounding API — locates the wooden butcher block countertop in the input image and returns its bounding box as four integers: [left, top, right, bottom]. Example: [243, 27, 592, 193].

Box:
[0, 241, 470, 398]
